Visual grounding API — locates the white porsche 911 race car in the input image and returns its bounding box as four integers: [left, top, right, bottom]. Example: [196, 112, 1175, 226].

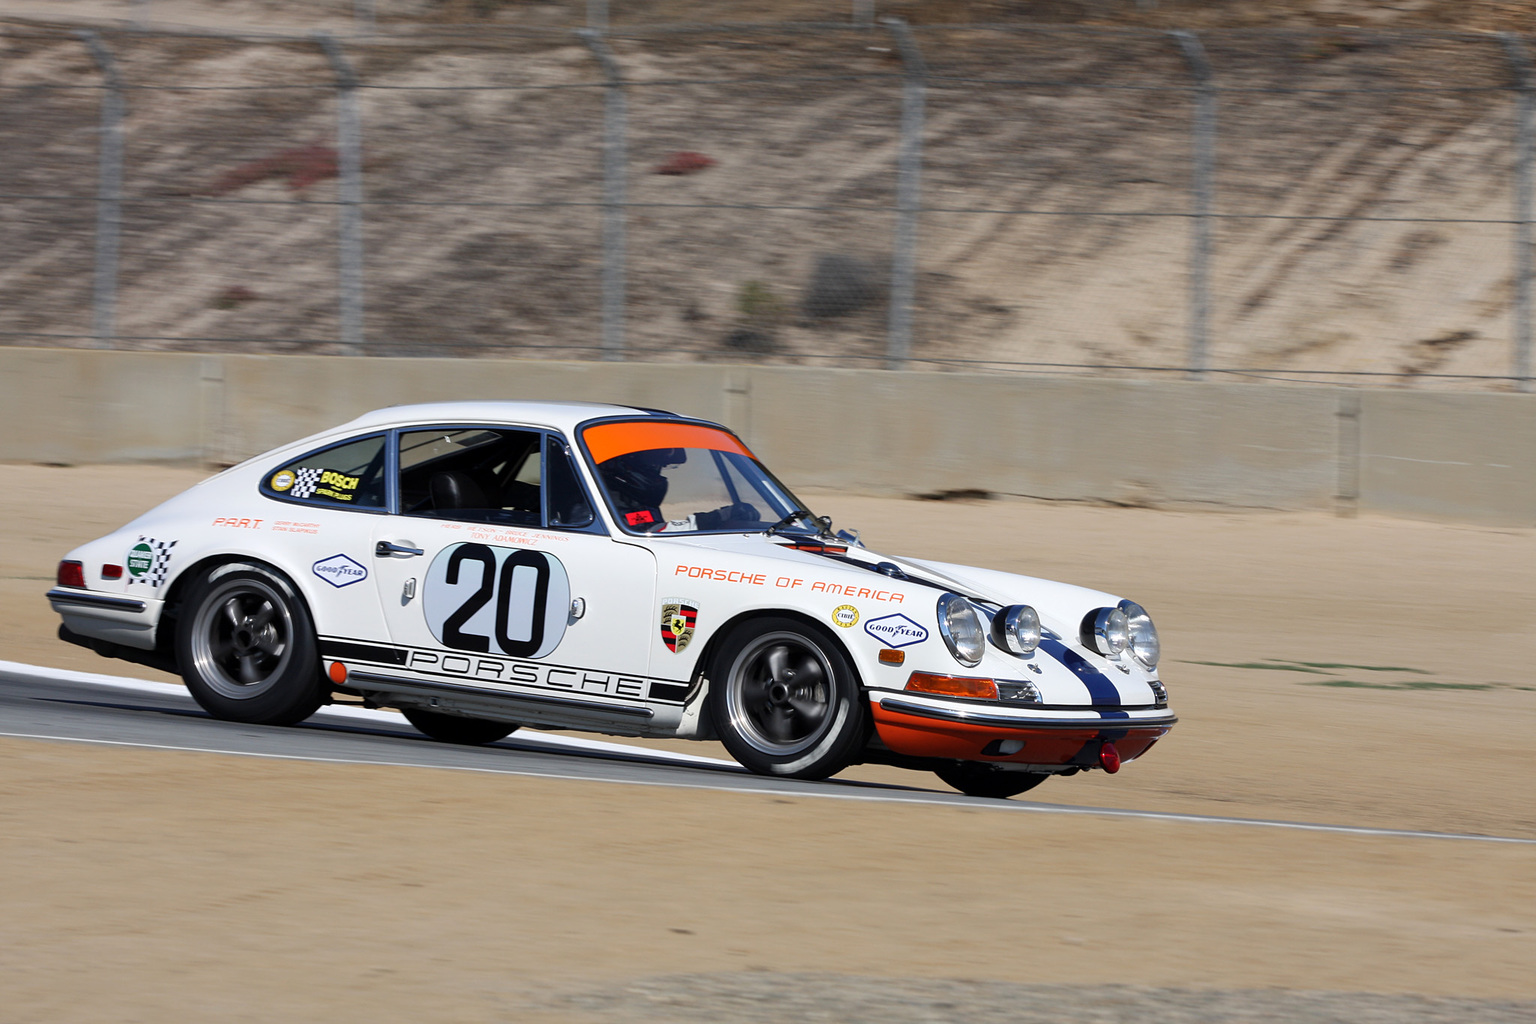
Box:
[47, 401, 1174, 798]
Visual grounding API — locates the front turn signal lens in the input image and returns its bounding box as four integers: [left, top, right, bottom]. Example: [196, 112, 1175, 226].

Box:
[905, 673, 999, 700]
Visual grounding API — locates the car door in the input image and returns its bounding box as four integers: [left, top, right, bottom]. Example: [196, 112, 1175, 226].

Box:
[368, 426, 660, 729]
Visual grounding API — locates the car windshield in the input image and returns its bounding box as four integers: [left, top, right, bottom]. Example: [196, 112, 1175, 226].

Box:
[583, 420, 809, 534]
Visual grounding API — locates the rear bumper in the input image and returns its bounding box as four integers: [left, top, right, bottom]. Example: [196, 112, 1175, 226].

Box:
[46, 587, 163, 651]
[871, 693, 1176, 767]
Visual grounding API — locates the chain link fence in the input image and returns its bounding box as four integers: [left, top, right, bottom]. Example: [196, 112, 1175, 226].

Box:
[2, 14, 1534, 389]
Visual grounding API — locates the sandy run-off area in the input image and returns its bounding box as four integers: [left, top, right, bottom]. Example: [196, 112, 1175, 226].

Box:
[2, 462, 1533, 1022]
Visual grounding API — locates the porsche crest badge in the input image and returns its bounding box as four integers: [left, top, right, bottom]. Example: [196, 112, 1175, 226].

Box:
[660, 600, 698, 653]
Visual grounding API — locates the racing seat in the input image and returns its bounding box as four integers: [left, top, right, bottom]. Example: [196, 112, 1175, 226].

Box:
[429, 470, 488, 511]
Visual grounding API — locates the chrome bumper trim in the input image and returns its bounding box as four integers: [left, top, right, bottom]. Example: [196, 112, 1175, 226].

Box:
[46, 588, 147, 613]
[349, 669, 654, 720]
[877, 696, 1177, 731]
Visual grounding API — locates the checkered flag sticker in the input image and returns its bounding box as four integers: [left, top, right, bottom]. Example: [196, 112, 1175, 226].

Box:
[126, 536, 177, 588]
[290, 467, 323, 499]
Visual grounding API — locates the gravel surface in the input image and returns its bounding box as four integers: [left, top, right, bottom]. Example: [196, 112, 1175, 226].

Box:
[550, 974, 1536, 1024]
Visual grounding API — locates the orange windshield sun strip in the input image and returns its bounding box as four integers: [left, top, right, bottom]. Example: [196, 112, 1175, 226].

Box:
[582, 421, 754, 464]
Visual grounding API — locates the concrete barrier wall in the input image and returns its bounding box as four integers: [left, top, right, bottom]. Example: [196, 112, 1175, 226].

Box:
[3, 347, 1532, 527]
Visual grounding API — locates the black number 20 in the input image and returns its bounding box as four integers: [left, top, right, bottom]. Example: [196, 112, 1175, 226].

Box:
[441, 543, 549, 658]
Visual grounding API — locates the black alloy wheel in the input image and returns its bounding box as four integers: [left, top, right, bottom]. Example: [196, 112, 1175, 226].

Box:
[710, 616, 868, 780]
[176, 562, 325, 726]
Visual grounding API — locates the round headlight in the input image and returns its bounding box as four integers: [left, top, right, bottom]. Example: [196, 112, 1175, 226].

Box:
[993, 604, 1041, 655]
[1084, 607, 1129, 658]
[1120, 600, 1160, 668]
[936, 593, 986, 667]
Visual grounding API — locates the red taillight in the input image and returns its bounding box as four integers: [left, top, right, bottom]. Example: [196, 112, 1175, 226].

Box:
[1099, 741, 1121, 774]
[57, 561, 86, 588]
[101, 564, 123, 580]
[905, 673, 999, 700]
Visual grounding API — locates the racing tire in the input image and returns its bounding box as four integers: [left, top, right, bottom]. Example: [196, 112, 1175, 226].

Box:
[934, 762, 1049, 799]
[175, 562, 325, 726]
[402, 708, 518, 746]
[710, 616, 867, 780]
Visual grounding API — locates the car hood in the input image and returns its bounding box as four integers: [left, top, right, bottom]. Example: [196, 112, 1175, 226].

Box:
[647, 531, 1123, 625]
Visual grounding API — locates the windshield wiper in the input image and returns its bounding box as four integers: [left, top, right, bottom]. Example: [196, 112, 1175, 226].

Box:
[765, 509, 814, 536]
[765, 509, 837, 538]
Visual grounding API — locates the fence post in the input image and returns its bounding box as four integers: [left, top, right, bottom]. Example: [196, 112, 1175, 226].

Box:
[318, 34, 366, 356]
[1502, 33, 1533, 393]
[79, 31, 124, 350]
[587, 0, 608, 33]
[883, 17, 925, 371]
[580, 29, 627, 361]
[1172, 29, 1215, 380]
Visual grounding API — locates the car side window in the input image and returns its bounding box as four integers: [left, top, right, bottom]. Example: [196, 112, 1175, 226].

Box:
[263, 434, 387, 509]
[398, 426, 544, 526]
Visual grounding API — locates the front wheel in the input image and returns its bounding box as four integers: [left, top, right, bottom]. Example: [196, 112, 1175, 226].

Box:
[176, 562, 325, 726]
[934, 762, 1050, 799]
[402, 708, 518, 746]
[709, 616, 867, 780]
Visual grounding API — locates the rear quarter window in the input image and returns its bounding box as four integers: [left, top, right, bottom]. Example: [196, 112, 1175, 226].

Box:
[262, 434, 387, 510]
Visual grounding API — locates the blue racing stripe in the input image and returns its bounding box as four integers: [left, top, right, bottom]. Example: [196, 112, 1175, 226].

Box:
[1038, 637, 1122, 706]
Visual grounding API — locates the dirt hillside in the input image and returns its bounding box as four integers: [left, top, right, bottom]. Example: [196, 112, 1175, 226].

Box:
[4, 1, 1536, 383]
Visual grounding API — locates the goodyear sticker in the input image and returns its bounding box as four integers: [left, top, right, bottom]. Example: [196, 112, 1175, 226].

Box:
[864, 613, 928, 649]
[313, 553, 368, 588]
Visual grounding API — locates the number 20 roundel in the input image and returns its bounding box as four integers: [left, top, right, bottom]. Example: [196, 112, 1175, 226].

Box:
[422, 543, 571, 660]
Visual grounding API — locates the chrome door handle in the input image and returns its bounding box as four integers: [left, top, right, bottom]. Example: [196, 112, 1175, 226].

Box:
[375, 540, 424, 557]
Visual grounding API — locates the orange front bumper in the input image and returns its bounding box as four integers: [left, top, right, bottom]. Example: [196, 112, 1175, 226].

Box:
[870, 699, 1173, 766]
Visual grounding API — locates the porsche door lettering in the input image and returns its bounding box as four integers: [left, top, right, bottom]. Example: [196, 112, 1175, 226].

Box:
[404, 649, 648, 698]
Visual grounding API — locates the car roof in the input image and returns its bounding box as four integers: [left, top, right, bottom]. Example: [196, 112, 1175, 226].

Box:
[334, 400, 687, 434]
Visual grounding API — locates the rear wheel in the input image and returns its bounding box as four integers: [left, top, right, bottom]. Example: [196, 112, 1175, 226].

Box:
[176, 562, 324, 726]
[710, 616, 867, 780]
[402, 708, 518, 746]
[934, 762, 1050, 799]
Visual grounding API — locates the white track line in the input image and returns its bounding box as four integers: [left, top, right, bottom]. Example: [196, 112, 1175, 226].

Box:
[4, 661, 1533, 845]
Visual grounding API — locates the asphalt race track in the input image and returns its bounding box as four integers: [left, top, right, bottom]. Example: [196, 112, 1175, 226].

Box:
[2, 660, 1530, 846]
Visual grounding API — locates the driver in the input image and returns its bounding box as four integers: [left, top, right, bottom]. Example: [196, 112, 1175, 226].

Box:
[599, 447, 684, 529]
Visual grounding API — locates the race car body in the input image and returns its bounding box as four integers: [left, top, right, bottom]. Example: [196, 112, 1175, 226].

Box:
[48, 401, 1175, 797]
